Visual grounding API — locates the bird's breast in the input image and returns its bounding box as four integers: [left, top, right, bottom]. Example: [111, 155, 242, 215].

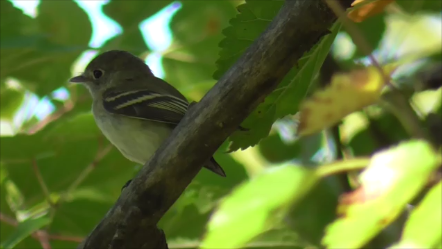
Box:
[92, 102, 173, 165]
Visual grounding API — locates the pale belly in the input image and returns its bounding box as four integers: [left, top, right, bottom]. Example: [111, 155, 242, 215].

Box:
[93, 106, 173, 165]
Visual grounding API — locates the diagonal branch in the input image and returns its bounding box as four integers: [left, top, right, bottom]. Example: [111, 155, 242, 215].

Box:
[80, 0, 353, 248]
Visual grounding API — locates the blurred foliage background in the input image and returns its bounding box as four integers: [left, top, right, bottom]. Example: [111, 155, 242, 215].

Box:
[0, 0, 441, 248]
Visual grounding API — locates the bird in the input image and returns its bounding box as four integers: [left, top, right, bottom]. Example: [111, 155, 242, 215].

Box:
[69, 50, 226, 177]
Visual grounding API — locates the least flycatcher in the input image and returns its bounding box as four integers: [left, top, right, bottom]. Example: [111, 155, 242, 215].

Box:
[69, 50, 226, 177]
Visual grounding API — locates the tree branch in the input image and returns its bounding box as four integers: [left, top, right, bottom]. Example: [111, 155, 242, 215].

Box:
[80, 1, 352, 248]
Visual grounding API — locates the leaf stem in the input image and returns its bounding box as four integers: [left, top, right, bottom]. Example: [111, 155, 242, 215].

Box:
[380, 91, 430, 140]
[324, 0, 387, 81]
[324, 0, 431, 142]
[316, 158, 370, 178]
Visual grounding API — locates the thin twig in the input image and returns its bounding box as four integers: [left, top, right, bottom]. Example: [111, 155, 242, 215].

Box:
[379, 91, 429, 139]
[27, 100, 74, 134]
[46, 234, 84, 243]
[31, 158, 53, 206]
[0, 212, 18, 226]
[324, 0, 430, 141]
[35, 230, 52, 249]
[324, 0, 386, 80]
[66, 144, 113, 195]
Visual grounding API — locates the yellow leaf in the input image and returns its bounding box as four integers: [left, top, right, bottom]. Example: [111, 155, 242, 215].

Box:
[297, 64, 396, 136]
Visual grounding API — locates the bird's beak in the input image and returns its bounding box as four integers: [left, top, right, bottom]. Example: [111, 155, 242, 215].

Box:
[69, 74, 87, 83]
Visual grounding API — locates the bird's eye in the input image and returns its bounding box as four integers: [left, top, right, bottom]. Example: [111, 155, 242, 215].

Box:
[93, 69, 103, 79]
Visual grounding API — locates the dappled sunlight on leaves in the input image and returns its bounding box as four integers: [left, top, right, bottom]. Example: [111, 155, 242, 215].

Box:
[322, 140, 440, 248]
[1, 0, 441, 248]
[202, 165, 317, 248]
[389, 181, 442, 249]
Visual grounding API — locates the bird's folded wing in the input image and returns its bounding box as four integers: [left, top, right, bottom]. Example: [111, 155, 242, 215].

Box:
[102, 88, 188, 124]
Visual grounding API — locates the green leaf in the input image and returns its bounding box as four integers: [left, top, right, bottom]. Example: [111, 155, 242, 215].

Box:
[322, 140, 440, 248]
[246, 228, 307, 249]
[162, 1, 238, 96]
[0, 1, 40, 82]
[160, 203, 212, 244]
[42, 112, 100, 140]
[228, 23, 341, 151]
[0, 1, 38, 38]
[1, 111, 140, 241]
[258, 133, 303, 163]
[287, 177, 342, 246]
[0, 86, 25, 121]
[391, 181, 442, 249]
[213, 0, 284, 80]
[349, 13, 386, 59]
[258, 131, 327, 164]
[1, 0, 92, 96]
[0, 172, 33, 249]
[50, 199, 111, 236]
[214, 0, 340, 150]
[4, 179, 25, 213]
[38, 0, 91, 46]
[101, 1, 172, 54]
[0, 133, 54, 161]
[160, 142, 247, 242]
[0, 113, 99, 162]
[348, 112, 409, 157]
[1, 113, 102, 203]
[0, 216, 51, 249]
[201, 165, 318, 248]
[104, 0, 172, 27]
[396, 0, 442, 13]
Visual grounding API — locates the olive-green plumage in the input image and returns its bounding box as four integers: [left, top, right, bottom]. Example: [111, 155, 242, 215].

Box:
[70, 50, 226, 177]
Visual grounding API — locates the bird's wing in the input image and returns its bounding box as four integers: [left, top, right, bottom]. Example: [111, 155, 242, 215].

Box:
[102, 87, 188, 124]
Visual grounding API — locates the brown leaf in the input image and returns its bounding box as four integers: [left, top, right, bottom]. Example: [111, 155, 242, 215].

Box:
[348, 0, 395, 22]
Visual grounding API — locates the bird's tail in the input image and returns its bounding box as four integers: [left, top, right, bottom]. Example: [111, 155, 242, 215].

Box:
[204, 157, 226, 177]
